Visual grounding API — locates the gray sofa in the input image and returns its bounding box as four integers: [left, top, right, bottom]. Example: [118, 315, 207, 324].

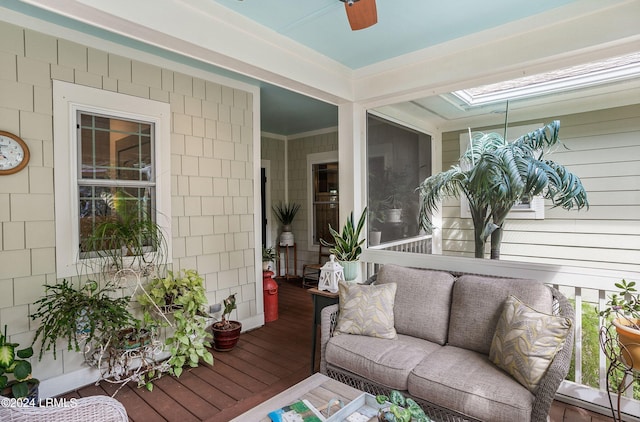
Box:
[319, 264, 574, 422]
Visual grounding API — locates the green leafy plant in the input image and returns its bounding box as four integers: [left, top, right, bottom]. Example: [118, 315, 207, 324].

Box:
[322, 207, 367, 262]
[0, 326, 37, 399]
[376, 390, 430, 422]
[272, 202, 301, 226]
[598, 279, 640, 330]
[138, 269, 213, 378]
[262, 246, 278, 262]
[30, 279, 135, 360]
[81, 190, 166, 272]
[417, 121, 588, 259]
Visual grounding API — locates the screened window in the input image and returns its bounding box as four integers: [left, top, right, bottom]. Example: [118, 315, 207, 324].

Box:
[367, 114, 431, 245]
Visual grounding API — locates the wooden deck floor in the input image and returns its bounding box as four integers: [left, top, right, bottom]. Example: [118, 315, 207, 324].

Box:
[62, 279, 614, 422]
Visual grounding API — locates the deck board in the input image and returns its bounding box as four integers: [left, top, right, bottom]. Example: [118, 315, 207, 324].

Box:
[59, 278, 612, 422]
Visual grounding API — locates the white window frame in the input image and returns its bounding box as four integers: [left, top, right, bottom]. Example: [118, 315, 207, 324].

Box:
[307, 151, 339, 251]
[53, 80, 172, 278]
[459, 123, 545, 220]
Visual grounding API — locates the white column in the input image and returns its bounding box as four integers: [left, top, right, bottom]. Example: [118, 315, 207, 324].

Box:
[337, 102, 367, 225]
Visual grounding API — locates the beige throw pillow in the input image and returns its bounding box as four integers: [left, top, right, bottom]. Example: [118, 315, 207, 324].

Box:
[490, 295, 572, 393]
[335, 281, 397, 339]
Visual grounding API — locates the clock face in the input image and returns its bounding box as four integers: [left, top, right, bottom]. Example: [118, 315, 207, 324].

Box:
[0, 131, 29, 175]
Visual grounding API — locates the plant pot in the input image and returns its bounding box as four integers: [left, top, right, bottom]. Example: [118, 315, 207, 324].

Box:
[280, 231, 294, 246]
[384, 208, 402, 223]
[369, 230, 382, 246]
[339, 260, 360, 282]
[262, 261, 272, 271]
[211, 321, 242, 351]
[612, 318, 640, 370]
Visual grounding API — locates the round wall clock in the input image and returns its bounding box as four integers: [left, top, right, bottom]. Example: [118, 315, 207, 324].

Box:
[0, 131, 30, 175]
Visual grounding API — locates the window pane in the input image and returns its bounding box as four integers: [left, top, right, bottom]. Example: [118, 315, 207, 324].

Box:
[313, 162, 339, 244]
[367, 114, 431, 245]
[79, 186, 155, 253]
[79, 113, 153, 182]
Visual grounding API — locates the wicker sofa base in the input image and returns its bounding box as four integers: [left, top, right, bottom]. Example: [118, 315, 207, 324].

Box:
[326, 366, 481, 422]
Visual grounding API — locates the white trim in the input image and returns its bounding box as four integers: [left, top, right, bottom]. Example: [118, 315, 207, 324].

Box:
[287, 126, 339, 140]
[53, 80, 172, 278]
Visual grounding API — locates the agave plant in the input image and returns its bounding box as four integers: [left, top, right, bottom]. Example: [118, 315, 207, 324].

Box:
[418, 120, 588, 259]
[272, 202, 301, 226]
[322, 207, 367, 262]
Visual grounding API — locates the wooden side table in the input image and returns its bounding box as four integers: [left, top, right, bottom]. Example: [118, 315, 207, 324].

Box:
[308, 287, 339, 374]
[277, 243, 300, 281]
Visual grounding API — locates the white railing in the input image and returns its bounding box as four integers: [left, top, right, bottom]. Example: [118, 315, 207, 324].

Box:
[360, 249, 640, 421]
[369, 235, 432, 254]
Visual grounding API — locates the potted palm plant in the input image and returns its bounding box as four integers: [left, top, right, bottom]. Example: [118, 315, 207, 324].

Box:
[322, 207, 367, 281]
[0, 326, 39, 400]
[273, 202, 301, 246]
[211, 294, 242, 351]
[417, 120, 588, 259]
[598, 279, 640, 370]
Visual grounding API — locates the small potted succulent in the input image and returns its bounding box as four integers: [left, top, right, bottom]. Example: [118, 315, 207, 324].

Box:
[262, 246, 278, 271]
[211, 294, 242, 351]
[598, 279, 640, 369]
[0, 325, 39, 400]
[375, 390, 430, 422]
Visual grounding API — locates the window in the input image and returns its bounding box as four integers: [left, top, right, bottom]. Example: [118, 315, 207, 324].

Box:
[78, 112, 156, 257]
[307, 151, 339, 247]
[53, 81, 171, 278]
[367, 113, 431, 245]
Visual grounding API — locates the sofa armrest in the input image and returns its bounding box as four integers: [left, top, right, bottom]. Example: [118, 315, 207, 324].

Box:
[531, 286, 575, 422]
[319, 303, 340, 375]
[0, 395, 128, 422]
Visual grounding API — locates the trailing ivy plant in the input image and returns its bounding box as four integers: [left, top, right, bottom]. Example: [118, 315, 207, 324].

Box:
[138, 269, 213, 378]
[30, 279, 135, 360]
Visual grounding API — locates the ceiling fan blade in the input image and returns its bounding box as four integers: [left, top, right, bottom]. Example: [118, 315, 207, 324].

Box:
[344, 0, 377, 31]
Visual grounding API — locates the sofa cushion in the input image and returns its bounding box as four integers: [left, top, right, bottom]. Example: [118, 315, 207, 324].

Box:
[490, 295, 572, 393]
[335, 281, 397, 339]
[376, 264, 455, 344]
[448, 275, 553, 355]
[326, 334, 440, 390]
[408, 346, 534, 422]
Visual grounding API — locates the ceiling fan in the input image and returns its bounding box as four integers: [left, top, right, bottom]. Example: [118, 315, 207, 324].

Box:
[339, 0, 377, 31]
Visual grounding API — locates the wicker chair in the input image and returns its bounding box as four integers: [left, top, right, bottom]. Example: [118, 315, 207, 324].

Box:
[0, 395, 128, 422]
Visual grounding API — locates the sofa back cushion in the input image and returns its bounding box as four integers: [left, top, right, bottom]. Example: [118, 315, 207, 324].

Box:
[376, 264, 455, 345]
[448, 275, 553, 355]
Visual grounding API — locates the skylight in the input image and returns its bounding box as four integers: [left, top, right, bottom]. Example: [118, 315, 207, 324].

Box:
[453, 52, 640, 106]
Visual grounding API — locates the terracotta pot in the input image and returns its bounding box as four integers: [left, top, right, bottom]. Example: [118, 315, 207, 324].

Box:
[211, 321, 242, 351]
[612, 318, 640, 370]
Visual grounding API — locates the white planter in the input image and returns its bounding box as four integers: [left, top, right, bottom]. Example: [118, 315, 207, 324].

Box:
[369, 230, 381, 246]
[384, 208, 402, 223]
[339, 260, 360, 282]
[279, 231, 294, 246]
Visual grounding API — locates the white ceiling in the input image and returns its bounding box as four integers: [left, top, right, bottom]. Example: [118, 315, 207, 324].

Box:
[9, 0, 640, 136]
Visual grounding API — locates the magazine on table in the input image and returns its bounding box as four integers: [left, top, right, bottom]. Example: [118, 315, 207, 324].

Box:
[268, 399, 327, 422]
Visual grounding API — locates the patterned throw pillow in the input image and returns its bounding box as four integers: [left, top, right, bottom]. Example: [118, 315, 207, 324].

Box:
[335, 281, 397, 339]
[490, 295, 572, 393]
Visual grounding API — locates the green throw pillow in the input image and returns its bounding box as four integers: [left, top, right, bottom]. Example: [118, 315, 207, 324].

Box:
[490, 295, 572, 393]
[335, 281, 397, 339]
